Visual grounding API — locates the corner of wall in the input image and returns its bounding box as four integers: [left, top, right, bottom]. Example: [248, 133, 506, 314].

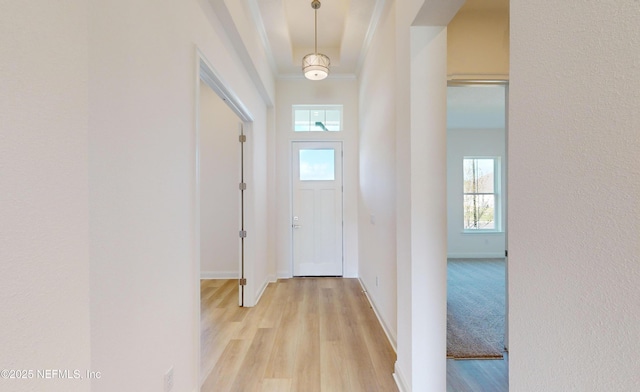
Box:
[358, 278, 397, 351]
[251, 273, 275, 307]
[393, 361, 410, 392]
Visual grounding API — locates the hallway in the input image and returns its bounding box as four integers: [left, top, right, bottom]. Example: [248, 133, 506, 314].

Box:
[200, 278, 398, 391]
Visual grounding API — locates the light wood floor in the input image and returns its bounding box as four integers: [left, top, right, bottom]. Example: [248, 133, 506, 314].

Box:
[200, 278, 398, 392]
[201, 278, 508, 392]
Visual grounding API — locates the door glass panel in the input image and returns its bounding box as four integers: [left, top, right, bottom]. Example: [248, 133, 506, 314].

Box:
[299, 149, 335, 181]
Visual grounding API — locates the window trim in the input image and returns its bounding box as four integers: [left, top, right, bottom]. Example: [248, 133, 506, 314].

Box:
[462, 156, 502, 233]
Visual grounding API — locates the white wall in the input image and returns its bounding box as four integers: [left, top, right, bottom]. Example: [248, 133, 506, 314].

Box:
[212, 0, 275, 104]
[447, 128, 506, 258]
[510, 1, 640, 391]
[447, 7, 509, 78]
[391, 1, 465, 391]
[88, 1, 272, 391]
[357, 0, 398, 348]
[0, 2, 91, 391]
[199, 81, 242, 278]
[244, 103, 274, 303]
[359, 1, 463, 390]
[275, 78, 359, 278]
[446, 7, 510, 257]
[407, 25, 450, 392]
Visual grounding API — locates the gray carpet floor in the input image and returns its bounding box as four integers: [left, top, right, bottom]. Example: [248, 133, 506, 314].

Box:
[447, 258, 506, 359]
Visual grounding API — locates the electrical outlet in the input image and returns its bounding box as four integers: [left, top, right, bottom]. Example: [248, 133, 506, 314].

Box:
[164, 367, 174, 392]
[376, 276, 379, 287]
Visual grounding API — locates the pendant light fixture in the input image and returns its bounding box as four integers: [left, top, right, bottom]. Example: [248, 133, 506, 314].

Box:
[302, 0, 330, 80]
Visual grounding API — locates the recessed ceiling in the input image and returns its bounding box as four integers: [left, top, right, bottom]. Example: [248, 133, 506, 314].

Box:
[254, 0, 383, 78]
[252, 0, 509, 78]
[286, 0, 347, 51]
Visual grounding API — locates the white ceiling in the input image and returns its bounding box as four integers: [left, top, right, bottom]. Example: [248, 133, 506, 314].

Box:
[252, 0, 509, 78]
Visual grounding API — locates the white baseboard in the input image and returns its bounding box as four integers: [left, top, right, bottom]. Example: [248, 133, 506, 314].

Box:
[393, 361, 410, 392]
[277, 271, 291, 279]
[253, 274, 276, 306]
[358, 278, 397, 352]
[447, 252, 505, 259]
[200, 271, 238, 279]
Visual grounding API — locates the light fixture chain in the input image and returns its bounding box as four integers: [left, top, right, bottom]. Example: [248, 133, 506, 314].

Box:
[302, 0, 329, 80]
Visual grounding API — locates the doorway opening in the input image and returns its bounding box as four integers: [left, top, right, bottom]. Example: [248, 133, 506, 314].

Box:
[446, 81, 509, 389]
[196, 50, 254, 387]
[291, 141, 344, 277]
[198, 80, 243, 301]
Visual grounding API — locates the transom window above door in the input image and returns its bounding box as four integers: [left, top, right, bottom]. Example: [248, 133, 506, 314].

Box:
[293, 105, 342, 132]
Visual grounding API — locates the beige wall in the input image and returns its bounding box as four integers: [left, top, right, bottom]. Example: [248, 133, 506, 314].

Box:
[448, 8, 510, 78]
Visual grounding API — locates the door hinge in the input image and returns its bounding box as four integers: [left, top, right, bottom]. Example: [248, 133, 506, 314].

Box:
[239, 278, 247, 286]
[505, 250, 508, 257]
[239, 182, 246, 191]
[239, 135, 246, 143]
[239, 230, 247, 238]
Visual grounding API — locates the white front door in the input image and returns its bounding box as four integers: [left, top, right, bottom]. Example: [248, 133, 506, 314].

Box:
[292, 141, 343, 276]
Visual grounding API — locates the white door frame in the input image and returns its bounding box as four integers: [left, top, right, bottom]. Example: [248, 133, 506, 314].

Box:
[195, 47, 254, 387]
[447, 79, 510, 349]
[290, 140, 344, 276]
